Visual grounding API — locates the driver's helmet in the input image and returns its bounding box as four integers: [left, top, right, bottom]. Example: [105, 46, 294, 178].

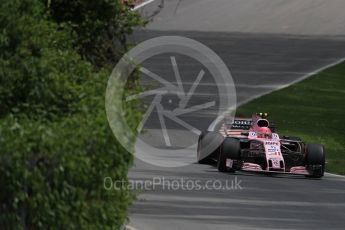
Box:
[257, 127, 272, 138]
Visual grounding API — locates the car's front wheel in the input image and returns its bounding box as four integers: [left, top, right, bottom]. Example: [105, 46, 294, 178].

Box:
[217, 138, 241, 172]
[305, 143, 325, 178]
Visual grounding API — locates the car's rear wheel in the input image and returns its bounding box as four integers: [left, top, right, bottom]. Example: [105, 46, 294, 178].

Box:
[305, 144, 325, 178]
[197, 131, 223, 164]
[217, 138, 241, 172]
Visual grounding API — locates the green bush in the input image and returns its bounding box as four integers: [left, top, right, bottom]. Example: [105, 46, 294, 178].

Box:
[0, 0, 142, 229]
[46, 0, 145, 68]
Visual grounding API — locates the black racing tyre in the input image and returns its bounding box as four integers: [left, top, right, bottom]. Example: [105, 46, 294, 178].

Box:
[217, 138, 241, 172]
[305, 144, 326, 178]
[197, 131, 210, 164]
[197, 131, 223, 164]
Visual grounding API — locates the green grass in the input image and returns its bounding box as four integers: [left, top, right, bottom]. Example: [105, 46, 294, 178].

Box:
[236, 61, 345, 175]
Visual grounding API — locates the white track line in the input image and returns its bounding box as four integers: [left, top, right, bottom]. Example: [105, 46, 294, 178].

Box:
[208, 57, 345, 131]
[126, 225, 139, 230]
[325, 173, 345, 178]
[132, 0, 156, 11]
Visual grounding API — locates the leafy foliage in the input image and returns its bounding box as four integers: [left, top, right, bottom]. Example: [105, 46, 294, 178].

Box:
[46, 0, 145, 68]
[0, 0, 143, 229]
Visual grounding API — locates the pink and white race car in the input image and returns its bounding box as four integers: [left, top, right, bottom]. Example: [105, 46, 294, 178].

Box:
[197, 113, 325, 178]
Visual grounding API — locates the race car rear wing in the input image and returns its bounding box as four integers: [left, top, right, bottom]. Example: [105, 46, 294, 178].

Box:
[223, 118, 276, 132]
[226, 119, 253, 130]
[218, 119, 253, 137]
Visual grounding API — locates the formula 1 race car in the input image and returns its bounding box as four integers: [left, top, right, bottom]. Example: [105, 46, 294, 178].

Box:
[197, 113, 325, 178]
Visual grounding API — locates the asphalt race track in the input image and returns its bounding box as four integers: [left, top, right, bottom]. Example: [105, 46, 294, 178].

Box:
[126, 1, 345, 229]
